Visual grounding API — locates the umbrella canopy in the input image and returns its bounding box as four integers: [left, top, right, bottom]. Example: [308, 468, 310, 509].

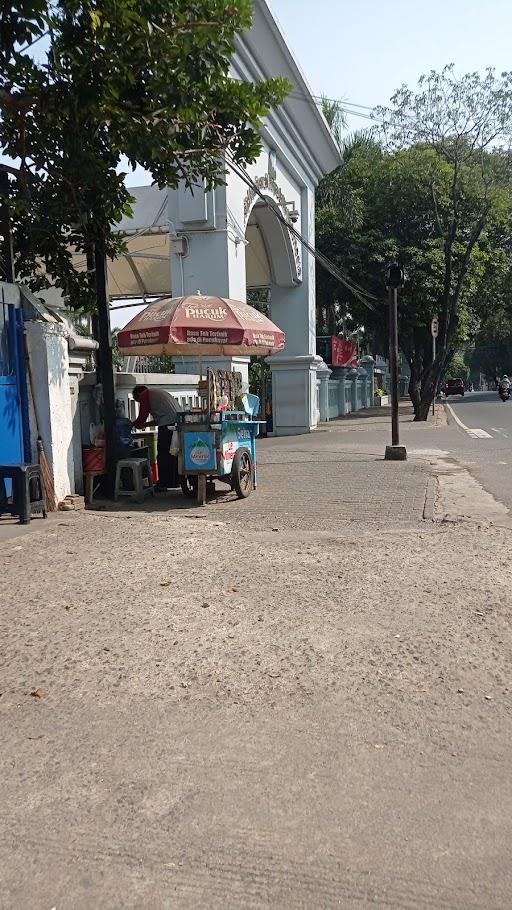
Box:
[117, 294, 285, 357]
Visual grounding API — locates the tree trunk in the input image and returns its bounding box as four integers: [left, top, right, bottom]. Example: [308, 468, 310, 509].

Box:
[415, 375, 436, 421]
[327, 303, 337, 336]
[408, 368, 421, 418]
[414, 348, 454, 421]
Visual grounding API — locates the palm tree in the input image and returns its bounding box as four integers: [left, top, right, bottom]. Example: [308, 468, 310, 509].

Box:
[321, 97, 346, 150]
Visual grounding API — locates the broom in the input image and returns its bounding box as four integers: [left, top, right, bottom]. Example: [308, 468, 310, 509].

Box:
[36, 436, 57, 511]
[25, 335, 57, 511]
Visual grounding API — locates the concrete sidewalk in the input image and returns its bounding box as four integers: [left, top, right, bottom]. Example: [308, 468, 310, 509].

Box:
[1, 411, 512, 909]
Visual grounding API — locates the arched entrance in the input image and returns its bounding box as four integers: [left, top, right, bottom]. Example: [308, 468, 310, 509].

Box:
[245, 197, 301, 291]
[245, 196, 300, 431]
[243, 190, 320, 435]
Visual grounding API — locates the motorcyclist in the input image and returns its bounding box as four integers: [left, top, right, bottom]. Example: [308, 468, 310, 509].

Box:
[498, 374, 511, 398]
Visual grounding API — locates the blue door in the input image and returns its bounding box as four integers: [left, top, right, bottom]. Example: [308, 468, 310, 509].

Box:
[0, 300, 26, 465]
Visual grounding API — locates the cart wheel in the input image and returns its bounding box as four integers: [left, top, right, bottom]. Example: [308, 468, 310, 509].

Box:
[231, 448, 253, 499]
[197, 474, 207, 506]
[180, 475, 198, 499]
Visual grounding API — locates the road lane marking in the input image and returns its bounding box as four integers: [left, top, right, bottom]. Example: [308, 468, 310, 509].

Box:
[470, 429, 493, 438]
[491, 427, 509, 438]
[445, 403, 493, 438]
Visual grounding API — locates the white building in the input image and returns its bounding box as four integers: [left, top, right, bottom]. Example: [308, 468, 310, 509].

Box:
[108, 0, 341, 435]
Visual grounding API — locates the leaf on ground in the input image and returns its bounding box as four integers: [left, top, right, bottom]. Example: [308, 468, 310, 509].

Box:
[160, 581, 172, 587]
[30, 688, 46, 698]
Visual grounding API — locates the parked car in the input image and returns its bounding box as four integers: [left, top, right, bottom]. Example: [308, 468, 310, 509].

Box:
[443, 378, 465, 397]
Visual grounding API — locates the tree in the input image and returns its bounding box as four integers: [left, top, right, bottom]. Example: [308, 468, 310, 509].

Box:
[376, 66, 512, 419]
[316, 69, 512, 418]
[445, 352, 469, 381]
[0, 0, 288, 307]
[321, 97, 346, 151]
[315, 130, 381, 342]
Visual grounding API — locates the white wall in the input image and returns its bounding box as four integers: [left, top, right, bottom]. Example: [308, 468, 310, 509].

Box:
[25, 321, 74, 501]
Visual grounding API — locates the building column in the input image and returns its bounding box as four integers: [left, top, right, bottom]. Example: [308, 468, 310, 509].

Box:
[169, 179, 250, 387]
[268, 184, 324, 435]
[317, 361, 332, 422]
[360, 356, 375, 407]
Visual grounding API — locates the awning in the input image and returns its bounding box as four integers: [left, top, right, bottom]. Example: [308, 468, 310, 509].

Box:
[70, 185, 172, 299]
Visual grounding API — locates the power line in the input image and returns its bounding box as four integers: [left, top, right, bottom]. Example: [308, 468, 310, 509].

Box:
[286, 90, 385, 124]
[18, 29, 50, 54]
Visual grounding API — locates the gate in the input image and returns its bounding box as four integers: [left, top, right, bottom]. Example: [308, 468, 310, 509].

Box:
[0, 297, 30, 465]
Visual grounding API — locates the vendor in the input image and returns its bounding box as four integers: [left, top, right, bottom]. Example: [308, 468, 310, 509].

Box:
[132, 385, 183, 490]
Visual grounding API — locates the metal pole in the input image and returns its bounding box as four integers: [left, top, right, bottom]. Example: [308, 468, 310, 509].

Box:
[94, 237, 118, 497]
[432, 335, 436, 417]
[389, 286, 399, 447]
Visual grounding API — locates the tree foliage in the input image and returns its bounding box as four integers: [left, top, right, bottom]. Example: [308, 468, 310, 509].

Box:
[0, 0, 288, 308]
[316, 67, 512, 419]
[445, 352, 469, 380]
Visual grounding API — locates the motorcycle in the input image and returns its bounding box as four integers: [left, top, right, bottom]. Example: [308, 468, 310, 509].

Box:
[499, 385, 510, 401]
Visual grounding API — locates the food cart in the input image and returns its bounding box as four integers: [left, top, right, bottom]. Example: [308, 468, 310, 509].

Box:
[118, 293, 285, 505]
[178, 407, 261, 505]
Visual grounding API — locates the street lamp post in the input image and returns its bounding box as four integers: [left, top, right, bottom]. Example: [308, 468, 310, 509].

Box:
[384, 262, 407, 461]
[431, 317, 439, 417]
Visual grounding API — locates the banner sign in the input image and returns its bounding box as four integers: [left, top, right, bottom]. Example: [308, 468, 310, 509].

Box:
[183, 431, 217, 473]
[331, 336, 359, 368]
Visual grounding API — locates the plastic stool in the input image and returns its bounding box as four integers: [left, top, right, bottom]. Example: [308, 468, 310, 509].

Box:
[0, 463, 47, 524]
[84, 470, 106, 506]
[114, 458, 155, 503]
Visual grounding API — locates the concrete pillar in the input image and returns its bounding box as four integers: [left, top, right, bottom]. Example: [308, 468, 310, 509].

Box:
[360, 356, 375, 407]
[268, 184, 324, 434]
[348, 368, 359, 412]
[332, 367, 351, 416]
[25, 321, 74, 501]
[169, 180, 250, 387]
[356, 369, 368, 408]
[316, 362, 331, 421]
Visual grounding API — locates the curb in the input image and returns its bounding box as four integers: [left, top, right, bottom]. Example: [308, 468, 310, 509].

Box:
[423, 473, 438, 520]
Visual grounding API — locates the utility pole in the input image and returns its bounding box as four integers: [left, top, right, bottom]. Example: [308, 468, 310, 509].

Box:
[384, 262, 407, 461]
[0, 169, 15, 283]
[431, 317, 439, 417]
[94, 237, 118, 496]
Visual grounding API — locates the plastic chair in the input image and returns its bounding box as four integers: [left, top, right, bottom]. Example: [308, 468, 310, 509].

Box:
[114, 457, 155, 503]
[0, 464, 47, 524]
[242, 393, 260, 418]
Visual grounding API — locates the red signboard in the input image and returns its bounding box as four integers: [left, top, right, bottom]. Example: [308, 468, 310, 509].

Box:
[331, 336, 358, 367]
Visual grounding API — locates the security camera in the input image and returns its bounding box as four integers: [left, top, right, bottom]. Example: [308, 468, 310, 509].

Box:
[285, 201, 299, 223]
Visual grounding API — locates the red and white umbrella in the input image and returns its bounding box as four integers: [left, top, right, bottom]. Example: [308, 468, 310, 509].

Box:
[118, 294, 285, 357]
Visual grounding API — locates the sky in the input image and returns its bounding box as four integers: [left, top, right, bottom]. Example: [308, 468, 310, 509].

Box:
[270, 0, 512, 131]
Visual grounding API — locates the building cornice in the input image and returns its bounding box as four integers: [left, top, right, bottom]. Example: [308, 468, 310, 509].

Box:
[233, 0, 341, 183]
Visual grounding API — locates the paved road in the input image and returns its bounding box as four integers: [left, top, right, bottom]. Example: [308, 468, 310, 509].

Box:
[444, 390, 512, 511]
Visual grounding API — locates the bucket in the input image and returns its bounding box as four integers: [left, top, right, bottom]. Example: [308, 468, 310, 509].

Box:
[83, 446, 106, 473]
